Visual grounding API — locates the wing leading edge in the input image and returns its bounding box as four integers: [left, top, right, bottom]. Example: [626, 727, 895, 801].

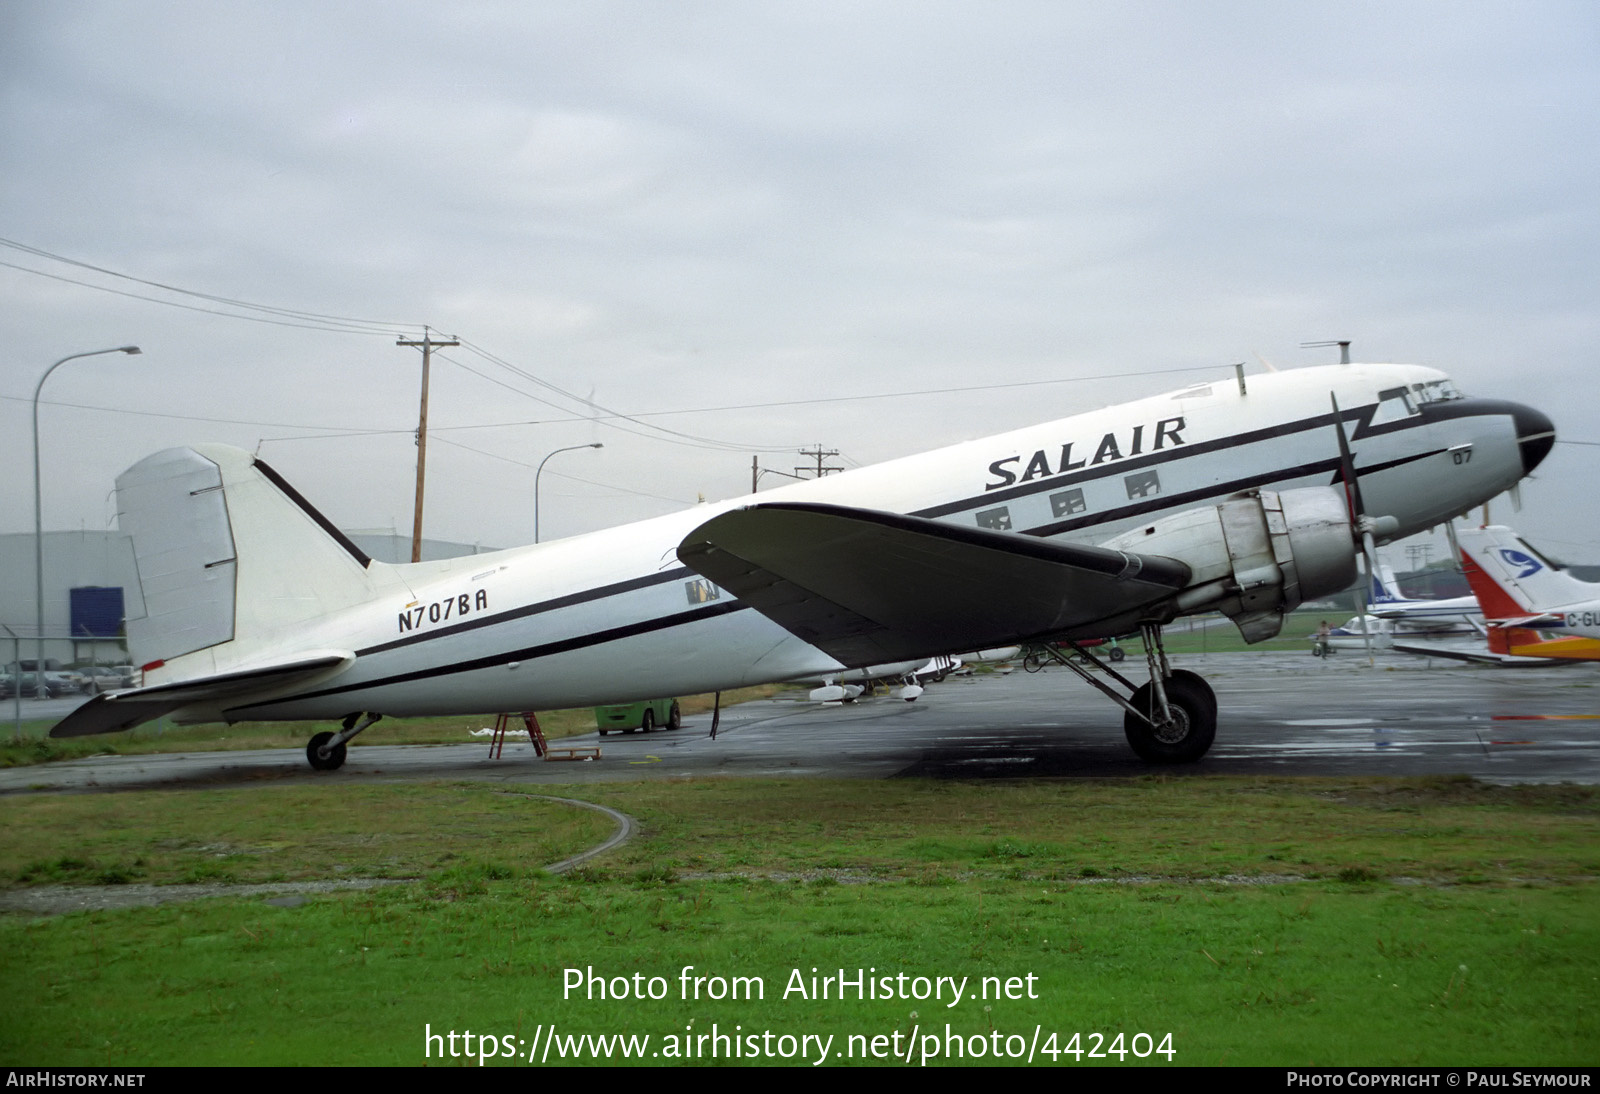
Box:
[677, 502, 1191, 665]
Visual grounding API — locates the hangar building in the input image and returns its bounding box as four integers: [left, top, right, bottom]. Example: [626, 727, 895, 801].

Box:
[0, 530, 496, 669]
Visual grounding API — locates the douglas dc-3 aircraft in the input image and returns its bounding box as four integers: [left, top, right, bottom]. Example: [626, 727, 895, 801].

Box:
[51, 361, 1555, 767]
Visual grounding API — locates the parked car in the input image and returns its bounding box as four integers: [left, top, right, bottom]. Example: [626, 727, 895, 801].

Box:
[593, 698, 682, 735]
[74, 666, 129, 694]
[1, 662, 81, 698]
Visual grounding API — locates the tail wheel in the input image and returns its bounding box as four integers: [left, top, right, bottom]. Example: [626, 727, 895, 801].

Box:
[306, 731, 347, 771]
[641, 709, 656, 733]
[667, 701, 682, 730]
[1123, 674, 1216, 764]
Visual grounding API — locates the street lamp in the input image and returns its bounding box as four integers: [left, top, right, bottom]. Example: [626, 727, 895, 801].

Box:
[534, 443, 603, 543]
[34, 345, 141, 697]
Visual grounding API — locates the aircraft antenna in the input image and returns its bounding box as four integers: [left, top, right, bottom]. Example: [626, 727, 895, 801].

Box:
[1302, 340, 1352, 365]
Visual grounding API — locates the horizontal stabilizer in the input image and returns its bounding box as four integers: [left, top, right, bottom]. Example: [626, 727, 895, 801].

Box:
[49, 652, 355, 738]
[677, 502, 1189, 665]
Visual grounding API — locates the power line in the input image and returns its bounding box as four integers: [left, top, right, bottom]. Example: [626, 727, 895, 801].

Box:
[0, 238, 421, 334]
[429, 435, 690, 506]
[6, 360, 1232, 438]
[452, 339, 796, 454]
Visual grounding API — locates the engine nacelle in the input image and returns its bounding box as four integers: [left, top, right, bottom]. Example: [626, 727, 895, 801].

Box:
[1099, 486, 1358, 642]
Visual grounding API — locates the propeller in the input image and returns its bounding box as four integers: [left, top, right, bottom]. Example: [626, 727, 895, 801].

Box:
[1330, 393, 1393, 666]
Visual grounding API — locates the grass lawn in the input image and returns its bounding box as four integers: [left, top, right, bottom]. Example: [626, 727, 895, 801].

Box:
[2, 776, 1595, 1067]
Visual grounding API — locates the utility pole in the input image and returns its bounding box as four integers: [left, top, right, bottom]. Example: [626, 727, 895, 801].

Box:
[397, 328, 459, 562]
[752, 455, 807, 492]
[795, 444, 842, 479]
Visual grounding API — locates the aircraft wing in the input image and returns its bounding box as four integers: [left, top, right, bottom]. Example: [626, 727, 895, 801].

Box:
[48, 652, 355, 738]
[677, 502, 1191, 665]
[1492, 614, 1565, 628]
[1388, 640, 1570, 667]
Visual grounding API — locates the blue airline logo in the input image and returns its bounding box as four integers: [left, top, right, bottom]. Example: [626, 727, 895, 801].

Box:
[1497, 548, 1543, 578]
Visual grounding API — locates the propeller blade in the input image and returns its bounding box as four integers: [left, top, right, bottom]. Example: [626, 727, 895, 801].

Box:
[1358, 527, 1379, 666]
[1330, 393, 1365, 522]
[1330, 393, 1380, 664]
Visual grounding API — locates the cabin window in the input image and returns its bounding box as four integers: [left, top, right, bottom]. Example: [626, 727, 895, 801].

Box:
[1125, 470, 1161, 499]
[1050, 488, 1087, 517]
[976, 507, 1012, 531]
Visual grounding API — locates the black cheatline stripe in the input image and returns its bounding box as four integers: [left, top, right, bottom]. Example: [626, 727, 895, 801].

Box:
[252, 457, 373, 569]
[913, 407, 1350, 518]
[1015, 448, 1442, 539]
[914, 396, 1498, 522]
[358, 566, 696, 656]
[240, 600, 752, 709]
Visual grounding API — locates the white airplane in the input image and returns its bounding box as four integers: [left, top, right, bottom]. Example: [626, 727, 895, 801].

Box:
[50, 361, 1555, 766]
[1364, 557, 1480, 635]
[1454, 525, 1600, 661]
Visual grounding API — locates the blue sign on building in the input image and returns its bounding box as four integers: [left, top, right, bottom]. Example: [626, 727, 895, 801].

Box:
[69, 586, 124, 638]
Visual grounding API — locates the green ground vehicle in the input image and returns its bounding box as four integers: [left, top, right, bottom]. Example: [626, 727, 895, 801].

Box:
[593, 698, 682, 735]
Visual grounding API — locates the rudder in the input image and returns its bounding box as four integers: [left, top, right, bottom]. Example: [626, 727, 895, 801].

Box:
[119, 445, 380, 678]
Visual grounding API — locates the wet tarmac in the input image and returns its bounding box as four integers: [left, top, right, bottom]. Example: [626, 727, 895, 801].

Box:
[2, 652, 1597, 795]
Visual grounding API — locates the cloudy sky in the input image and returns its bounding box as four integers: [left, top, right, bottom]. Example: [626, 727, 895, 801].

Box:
[2, 1, 1596, 563]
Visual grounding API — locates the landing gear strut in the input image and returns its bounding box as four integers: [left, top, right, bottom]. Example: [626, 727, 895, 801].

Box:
[1026, 623, 1217, 763]
[306, 712, 383, 771]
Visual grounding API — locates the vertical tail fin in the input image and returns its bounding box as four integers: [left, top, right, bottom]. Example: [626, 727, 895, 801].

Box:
[1367, 556, 1404, 604]
[119, 445, 384, 680]
[1459, 549, 1529, 623]
[1456, 525, 1595, 618]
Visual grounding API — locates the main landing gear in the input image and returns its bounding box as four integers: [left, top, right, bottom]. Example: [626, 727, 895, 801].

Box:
[1024, 623, 1217, 763]
[305, 712, 383, 771]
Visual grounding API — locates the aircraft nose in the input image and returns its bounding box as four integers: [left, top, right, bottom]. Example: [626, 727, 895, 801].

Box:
[1513, 404, 1556, 474]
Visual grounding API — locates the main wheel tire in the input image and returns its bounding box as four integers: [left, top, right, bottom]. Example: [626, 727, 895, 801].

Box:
[667, 701, 682, 730]
[306, 730, 347, 771]
[641, 709, 656, 733]
[1166, 668, 1217, 721]
[1109, 646, 1126, 662]
[1123, 674, 1216, 764]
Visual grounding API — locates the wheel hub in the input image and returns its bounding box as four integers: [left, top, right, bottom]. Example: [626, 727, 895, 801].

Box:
[1152, 707, 1190, 745]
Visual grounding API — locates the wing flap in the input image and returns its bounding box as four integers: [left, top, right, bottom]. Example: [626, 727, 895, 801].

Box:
[677, 502, 1190, 665]
[49, 652, 355, 738]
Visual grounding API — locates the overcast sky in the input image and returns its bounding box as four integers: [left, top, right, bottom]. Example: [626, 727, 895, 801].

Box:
[2, 1, 1596, 565]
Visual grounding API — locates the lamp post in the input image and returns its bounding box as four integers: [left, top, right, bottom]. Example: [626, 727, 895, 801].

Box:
[534, 443, 602, 543]
[34, 345, 141, 697]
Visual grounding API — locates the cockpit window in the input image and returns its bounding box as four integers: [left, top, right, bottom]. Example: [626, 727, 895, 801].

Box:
[1413, 379, 1463, 404]
[1370, 386, 1419, 425]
